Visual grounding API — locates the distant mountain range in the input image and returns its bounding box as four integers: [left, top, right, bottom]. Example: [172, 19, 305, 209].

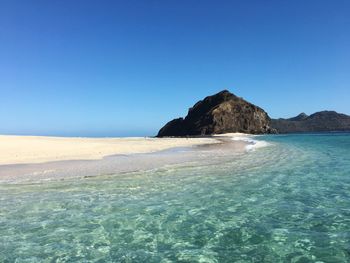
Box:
[157, 90, 350, 136]
[271, 111, 350, 133]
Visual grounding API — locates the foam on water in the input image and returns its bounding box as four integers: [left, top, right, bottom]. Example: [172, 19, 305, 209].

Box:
[231, 135, 271, 151]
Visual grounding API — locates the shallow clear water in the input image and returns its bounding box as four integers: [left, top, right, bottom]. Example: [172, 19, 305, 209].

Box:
[1, 133, 350, 262]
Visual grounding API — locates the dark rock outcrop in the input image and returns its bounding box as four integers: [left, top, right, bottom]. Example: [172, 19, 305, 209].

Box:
[157, 90, 275, 137]
[271, 111, 350, 133]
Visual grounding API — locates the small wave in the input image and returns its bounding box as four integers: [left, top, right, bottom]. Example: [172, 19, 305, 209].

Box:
[231, 136, 270, 151]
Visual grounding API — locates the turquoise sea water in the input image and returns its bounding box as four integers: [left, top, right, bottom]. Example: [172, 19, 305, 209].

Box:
[1, 133, 350, 262]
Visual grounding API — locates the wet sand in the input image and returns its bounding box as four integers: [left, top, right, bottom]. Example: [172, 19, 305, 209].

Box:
[0, 136, 248, 183]
[0, 135, 219, 165]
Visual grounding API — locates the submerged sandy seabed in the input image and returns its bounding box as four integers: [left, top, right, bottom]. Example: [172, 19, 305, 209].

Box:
[0, 134, 251, 183]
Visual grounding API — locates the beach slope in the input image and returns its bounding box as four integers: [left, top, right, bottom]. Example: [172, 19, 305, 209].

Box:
[0, 135, 219, 165]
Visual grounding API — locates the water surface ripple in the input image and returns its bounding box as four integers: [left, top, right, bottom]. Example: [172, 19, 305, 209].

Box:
[1, 133, 350, 262]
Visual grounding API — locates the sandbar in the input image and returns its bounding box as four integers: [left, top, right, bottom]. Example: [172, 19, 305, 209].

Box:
[0, 135, 220, 165]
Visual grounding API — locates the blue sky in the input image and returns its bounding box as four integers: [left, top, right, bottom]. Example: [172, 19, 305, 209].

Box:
[0, 0, 349, 136]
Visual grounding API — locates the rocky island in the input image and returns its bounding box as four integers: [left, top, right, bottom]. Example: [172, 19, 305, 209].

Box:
[157, 90, 275, 136]
[158, 90, 350, 136]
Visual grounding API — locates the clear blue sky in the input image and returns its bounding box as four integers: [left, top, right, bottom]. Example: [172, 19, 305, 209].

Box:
[1, 0, 349, 136]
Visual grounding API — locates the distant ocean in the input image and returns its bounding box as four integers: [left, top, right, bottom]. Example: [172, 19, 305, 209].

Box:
[1, 133, 350, 262]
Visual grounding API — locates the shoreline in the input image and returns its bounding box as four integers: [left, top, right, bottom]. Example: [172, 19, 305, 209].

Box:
[0, 135, 221, 166]
[0, 134, 252, 183]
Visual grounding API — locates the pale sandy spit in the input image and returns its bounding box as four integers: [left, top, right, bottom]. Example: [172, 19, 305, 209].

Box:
[0, 135, 221, 165]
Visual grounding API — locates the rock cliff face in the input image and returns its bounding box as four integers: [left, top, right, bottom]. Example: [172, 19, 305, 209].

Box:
[157, 90, 275, 137]
[271, 111, 350, 133]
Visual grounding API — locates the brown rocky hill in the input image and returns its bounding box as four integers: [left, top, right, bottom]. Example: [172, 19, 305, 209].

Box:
[157, 90, 275, 137]
[271, 111, 350, 133]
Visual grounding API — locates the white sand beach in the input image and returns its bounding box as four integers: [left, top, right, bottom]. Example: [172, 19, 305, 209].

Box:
[0, 135, 220, 165]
